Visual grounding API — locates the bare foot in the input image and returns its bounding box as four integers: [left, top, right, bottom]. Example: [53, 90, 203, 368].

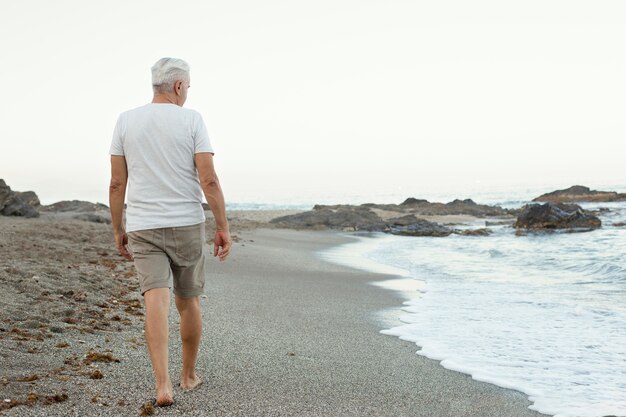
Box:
[180, 373, 203, 391]
[155, 381, 174, 406]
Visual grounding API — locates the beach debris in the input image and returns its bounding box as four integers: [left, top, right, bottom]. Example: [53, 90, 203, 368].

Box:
[514, 203, 601, 232]
[15, 374, 38, 382]
[139, 401, 155, 416]
[89, 370, 104, 379]
[41, 393, 68, 405]
[83, 350, 120, 365]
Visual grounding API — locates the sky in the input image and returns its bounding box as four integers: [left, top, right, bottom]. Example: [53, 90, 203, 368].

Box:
[0, 0, 625, 206]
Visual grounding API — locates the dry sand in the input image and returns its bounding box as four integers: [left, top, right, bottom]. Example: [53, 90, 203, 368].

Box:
[0, 213, 547, 416]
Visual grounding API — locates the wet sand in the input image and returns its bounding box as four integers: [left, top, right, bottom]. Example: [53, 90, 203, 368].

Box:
[0, 215, 548, 416]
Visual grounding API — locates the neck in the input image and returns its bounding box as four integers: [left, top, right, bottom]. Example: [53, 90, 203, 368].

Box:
[152, 93, 180, 106]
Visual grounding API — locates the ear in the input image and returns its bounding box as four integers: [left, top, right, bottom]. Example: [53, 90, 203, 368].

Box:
[175, 80, 183, 95]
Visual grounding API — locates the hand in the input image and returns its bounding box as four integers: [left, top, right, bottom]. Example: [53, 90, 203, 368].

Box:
[213, 230, 231, 262]
[114, 229, 134, 261]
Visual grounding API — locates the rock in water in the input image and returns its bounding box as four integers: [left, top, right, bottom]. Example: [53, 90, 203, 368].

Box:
[387, 214, 421, 226]
[454, 228, 493, 236]
[533, 185, 626, 203]
[389, 219, 453, 237]
[0, 179, 39, 218]
[514, 203, 601, 231]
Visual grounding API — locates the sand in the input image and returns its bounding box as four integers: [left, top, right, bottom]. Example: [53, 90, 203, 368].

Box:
[0, 214, 548, 416]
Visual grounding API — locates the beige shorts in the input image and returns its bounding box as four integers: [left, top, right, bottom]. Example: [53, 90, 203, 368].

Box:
[127, 222, 207, 298]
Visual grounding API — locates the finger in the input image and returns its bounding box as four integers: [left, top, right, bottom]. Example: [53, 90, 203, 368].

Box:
[219, 245, 230, 260]
[213, 241, 219, 257]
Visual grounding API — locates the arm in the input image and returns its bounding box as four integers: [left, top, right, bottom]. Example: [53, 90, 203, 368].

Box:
[109, 155, 133, 260]
[194, 152, 231, 261]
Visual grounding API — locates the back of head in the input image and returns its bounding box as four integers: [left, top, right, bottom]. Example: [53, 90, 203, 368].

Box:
[151, 57, 190, 93]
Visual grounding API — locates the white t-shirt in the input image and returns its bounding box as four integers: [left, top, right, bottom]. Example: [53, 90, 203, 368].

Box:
[109, 103, 214, 233]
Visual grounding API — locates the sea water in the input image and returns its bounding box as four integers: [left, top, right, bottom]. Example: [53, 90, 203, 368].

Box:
[321, 201, 626, 417]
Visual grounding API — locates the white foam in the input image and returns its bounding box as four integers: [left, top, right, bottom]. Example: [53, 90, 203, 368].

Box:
[321, 219, 626, 417]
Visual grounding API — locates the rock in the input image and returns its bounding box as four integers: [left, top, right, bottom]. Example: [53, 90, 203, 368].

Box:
[40, 200, 109, 212]
[454, 228, 493, 236]
[14, 191, 40, 207]
[485, 220, 515, 226]
[400, 198, 430, 206]
[387, 214, 420, 226]
[388, 219, 453, 237]
[272, 197, 513, 236]
[270, 206, 386, 231]
[397, 197, 508, 217]
[0, 179, 39, 218]
[533, 185, 626, 203]
[514, 203, 601, 231]
[22, 320, 41, 329]
[316, 198, 509, 218]
[73, 213, 111, 224]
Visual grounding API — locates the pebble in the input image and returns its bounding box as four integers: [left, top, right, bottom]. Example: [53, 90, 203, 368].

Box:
[22, 320, 40, 329]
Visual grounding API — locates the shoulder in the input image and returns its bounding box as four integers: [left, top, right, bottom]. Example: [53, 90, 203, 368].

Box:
[180, 107, 204, 120]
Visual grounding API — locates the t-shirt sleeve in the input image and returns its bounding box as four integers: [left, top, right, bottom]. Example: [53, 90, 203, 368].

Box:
[109, 114, 125, 156]
[192, 112, 214, 154]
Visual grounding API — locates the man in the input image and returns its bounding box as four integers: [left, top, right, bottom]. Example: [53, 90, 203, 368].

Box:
[108, 57, 231, 406]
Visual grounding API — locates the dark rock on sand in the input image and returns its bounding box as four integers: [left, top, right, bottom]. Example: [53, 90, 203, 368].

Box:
[514, 203, 601, 231]
[15, 191, 41, 207]
[270, 206, 386, 231]
[533, 185, 626, 203]
[73, 213, 112, 224]
[0, 179, 39, 218]
[389, 219, 453, 237]
[40, 200, 109, 212]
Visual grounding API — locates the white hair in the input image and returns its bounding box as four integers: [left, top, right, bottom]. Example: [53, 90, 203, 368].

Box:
[151, 57, 190, 93]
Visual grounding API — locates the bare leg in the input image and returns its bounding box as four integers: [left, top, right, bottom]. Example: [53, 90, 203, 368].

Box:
[144, 288, 174, 406]
[175, 295, 203, 389]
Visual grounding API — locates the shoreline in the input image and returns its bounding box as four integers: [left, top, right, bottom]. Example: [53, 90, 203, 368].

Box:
[0, 217, 549, 416]
[316, 231, 554, 416]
